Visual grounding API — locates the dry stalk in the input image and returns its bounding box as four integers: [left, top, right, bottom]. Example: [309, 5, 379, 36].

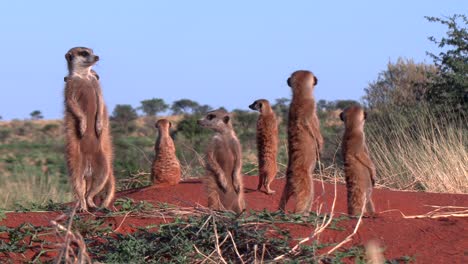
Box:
[324, 200, 366, 255]
[194, 245, 217, 264]
[51, 203, 92, 264]
[212, 217, 228, 264]
[273, 174, 339, 261]
[382, 205, 468, 219]
[227, 230, 245, 264]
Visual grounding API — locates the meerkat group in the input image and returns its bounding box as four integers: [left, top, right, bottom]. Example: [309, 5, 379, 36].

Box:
[62, 46, 376, 216]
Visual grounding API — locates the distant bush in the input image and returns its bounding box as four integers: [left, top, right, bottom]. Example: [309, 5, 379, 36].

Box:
[0, 128, 11, 142]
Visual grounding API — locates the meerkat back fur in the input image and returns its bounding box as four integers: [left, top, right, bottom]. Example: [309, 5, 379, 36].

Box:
[64, 47, 115, 211]
[198, 109, 245, 213]
[279, 70, 323, 215]
[151, 119, 181, 185]
[340, 105, 376, 216]
[249, 99, 278, 194]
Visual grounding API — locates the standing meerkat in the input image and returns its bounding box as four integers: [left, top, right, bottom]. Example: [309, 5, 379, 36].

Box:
[279, 70, 323, 215]
[198, 109, 245, 213]
[340, 105, 376, 216]
[64, 47, 115, 211]
[249, 99, 278, 194]
[151, 119, 181, 186]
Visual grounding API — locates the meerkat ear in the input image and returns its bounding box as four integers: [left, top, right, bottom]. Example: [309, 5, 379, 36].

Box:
[287, 77, 291, 87]
[169, 121, 172, 128]
[339, 112, 345, 122]
[64, 76, 68, 82]
[258, 102, 263, 109]
[155, 122, 159, 128]
[313, 76, 318, 86]
[223, 116, 230, 124]
[65, 52, 73, 62]
[364, 111, 368, 120]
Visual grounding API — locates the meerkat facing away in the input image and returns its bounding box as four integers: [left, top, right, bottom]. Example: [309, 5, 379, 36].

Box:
[64, 47, 115, 211]
[279, 70, 323, 216]
[340, 105, 376, 216]
[151, 119, 181, 185]
[249, 99, 278, 194]
[198, 109, 245, 213]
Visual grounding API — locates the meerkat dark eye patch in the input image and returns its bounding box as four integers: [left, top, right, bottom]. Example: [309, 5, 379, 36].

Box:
[223, 116, 230, 124]
[65, 53, 73, 62]
[79, 51, 89, 57]
[287, 77, 291, 87]
[339, 112, 345, 122]
[207, 114, 215, 120]
[364, 111, 368, 120]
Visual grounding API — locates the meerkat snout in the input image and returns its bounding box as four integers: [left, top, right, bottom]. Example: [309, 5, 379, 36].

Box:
[248, 101, 262, 111]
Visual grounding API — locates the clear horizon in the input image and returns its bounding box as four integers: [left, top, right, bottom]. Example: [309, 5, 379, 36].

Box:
[0, 1, 465, 120]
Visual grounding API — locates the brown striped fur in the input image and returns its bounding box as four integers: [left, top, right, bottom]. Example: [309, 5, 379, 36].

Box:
[151, 119, 181, 185]
[249, 99, 278, 194]
[279, 70, 323, 215]
[340, 105, 376, 216]
[198, 109, 245, 213]
[64, 47, 115, 211]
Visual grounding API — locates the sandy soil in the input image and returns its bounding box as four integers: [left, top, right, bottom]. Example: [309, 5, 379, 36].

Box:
[1, 176, 467, 263]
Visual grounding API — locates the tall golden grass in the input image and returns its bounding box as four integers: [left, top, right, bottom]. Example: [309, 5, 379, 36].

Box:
[367, 106, 467, 193]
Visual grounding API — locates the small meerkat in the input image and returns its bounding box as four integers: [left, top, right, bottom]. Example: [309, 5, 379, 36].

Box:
[64, 47, 115, 211]
[340, 105, 376, 216]
[279, 70, 323, 216]
[151, 119, 181, 185]
[249, 99, 278, 194]
[198, 109, 245, 213]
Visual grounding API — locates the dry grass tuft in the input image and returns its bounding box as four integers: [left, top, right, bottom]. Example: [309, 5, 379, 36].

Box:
[367, 107, 468, 193]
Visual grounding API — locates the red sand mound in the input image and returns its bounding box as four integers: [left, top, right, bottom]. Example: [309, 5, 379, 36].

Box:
[1, 176, 467, 263]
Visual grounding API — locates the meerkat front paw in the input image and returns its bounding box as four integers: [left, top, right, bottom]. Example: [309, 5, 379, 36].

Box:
[79, 120, 87, 137]
[233, 180, 241, 194]
[218, 175, 228, 193]
[96, 119, 103, 137]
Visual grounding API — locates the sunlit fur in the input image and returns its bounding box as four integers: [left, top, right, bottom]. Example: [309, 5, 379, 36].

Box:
[198, 109, 245, 213]
[249, 99, 278, 194]
[64, 47, 115, 211]
[279, 70, 323, 216]
[151, 119, 181, 185]
[340, 105, 376, 216]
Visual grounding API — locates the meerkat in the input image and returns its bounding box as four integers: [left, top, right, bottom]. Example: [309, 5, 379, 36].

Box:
[64, 69, 99, 82]
[198, 109, 245, 213]
[151, 119, 181, 185]
[340, 105, 376, 216]
[279, 70, 323, 215]
[248, 99, 278, 194]
[64, 47, 115, 211]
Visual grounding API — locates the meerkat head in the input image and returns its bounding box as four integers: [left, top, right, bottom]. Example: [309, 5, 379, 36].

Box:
[65, 47, 99, 76]
[340, 105, 367, 129]
[197, 109, 232, 133]
[287, 70, 318, 96]
[155, 119, 172, 131]
[249, 99, 272, 114]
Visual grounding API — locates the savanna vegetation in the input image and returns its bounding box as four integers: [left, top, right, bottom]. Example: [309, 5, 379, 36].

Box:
[0, 14, 466, 210]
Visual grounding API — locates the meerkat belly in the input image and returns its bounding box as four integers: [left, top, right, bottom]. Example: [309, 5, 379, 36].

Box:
[214, 146, 235, 184]
[77, 86, 100, 152]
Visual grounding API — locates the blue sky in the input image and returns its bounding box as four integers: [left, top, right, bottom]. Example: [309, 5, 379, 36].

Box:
[0, 1, 465, 120]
